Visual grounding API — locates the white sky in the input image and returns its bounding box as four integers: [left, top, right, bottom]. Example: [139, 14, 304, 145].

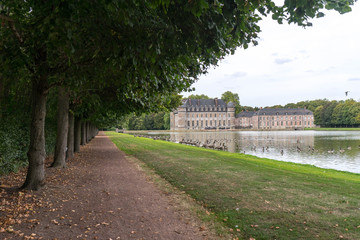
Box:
[182, 3, 360, 108]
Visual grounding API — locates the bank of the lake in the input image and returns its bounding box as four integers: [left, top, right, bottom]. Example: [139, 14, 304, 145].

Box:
[305, 127, 360, 131]
[107, 132, 360, 240]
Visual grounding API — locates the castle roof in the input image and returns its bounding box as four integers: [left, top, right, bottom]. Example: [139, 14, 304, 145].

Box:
[236, 111, 256, 118]
[181, 98, 227, 107]
[254, 108, 313, 116]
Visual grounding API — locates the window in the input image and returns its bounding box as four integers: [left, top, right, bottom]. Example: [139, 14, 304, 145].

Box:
[197, 120, 199, 126]
[223, 120, 225, 126]
[206, 120, 208, 126]
[214, 120, 217, 126]
[228, 120, 230, 125]
[215, 113, 217, 117]
[228, 114, 230, 117]
[201, 121, 203, 127]
[187, 121, 190, 126]
[210, 121, 212, 126]
[192, 121, 194, 126]
[210, 114, 212, 118]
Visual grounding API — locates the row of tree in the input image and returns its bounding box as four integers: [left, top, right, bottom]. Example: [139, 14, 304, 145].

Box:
[0, 1, 355, 190]
[267, 99, 360, 127]
[119, 112, 170, 130]
[184, 94, 360, 128]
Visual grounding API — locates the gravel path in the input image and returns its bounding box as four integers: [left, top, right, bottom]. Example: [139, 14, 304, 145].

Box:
[2, 132, 217, 240]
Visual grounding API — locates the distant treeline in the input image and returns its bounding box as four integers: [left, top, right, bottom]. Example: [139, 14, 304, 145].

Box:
[117, 112, 170, 130]
[116, 95, 360, 130]
[266, 99, 360, 127]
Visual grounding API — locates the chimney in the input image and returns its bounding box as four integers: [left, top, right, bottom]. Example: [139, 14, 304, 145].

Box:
[198, 99, 200, 105]
[214, 98, 218, 107]
[189, 98, 191, 105]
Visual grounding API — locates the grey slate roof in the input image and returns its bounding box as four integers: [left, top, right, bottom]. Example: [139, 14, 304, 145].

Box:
[236, 111, 256, 118]
[254, 108, 313, 116]
[182, 98, 227, 107]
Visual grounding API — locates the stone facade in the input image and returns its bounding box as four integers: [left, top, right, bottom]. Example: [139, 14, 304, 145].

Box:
[236, 108, 315, 130]
[170, 98, 235, 130]
[171, 98, 315, 130]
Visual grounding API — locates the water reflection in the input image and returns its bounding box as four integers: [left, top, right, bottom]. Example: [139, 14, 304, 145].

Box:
[147, 131, 360, 174]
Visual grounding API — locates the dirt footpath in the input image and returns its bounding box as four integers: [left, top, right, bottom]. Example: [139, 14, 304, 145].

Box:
[1, 132, 219, 240]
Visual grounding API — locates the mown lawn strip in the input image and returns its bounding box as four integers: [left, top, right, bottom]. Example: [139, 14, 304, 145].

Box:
[107, 132, 360, 240]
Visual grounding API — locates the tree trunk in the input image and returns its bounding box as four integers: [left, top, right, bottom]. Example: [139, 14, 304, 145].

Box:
[86, 122, 91, 142]
[21, 79, 48, 190]
[67, 111, 75, 159]
[74, 117, 81, 152]
[0, 75, 3, 119]
[51, 87, 69, 168]
[81, 121, 86, 145]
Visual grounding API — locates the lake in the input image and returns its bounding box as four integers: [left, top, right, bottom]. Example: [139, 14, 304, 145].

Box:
[146, 130, 360, 174]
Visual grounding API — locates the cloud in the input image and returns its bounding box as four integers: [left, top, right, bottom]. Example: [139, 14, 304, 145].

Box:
[224, 71, 247, 78]
[274, 58, 293, 64]
[348, 77, 360, 81]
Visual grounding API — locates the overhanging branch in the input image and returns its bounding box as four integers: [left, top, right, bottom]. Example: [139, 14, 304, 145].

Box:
[0, 14, 23, 43]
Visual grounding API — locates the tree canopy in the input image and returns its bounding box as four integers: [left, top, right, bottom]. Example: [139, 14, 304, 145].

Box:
[0, 0, 357, 189]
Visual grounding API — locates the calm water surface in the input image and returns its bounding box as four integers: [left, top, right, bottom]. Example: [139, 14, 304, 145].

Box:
[148, 131, 360, 174]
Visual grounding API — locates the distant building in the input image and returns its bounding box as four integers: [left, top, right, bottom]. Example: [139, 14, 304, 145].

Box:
[170, 98, 315, 130]
[170, 98, 235, 130]
[243, 108, 315, 130]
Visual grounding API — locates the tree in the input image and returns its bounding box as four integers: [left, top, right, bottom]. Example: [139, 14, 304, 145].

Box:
[314, 105, 324, 126]
[1, 0, 356, 190]
[163, 113, 171, 130]
[221, 91, 241, 114]
[186, 94, 210, 100]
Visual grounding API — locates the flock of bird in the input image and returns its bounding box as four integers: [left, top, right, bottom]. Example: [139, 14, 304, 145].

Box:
[132, 134, 356, 155]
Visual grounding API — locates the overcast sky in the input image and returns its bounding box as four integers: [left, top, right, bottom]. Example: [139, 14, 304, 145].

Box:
[182, 3, 360, 108]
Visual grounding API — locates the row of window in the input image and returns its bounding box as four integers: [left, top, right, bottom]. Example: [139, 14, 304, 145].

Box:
[187, 113, 231, 118]
[259, 116, 313, 121]
[187, 120, 231, 127]
[187, 106, 227, 112]
[259, 121, 313, 127]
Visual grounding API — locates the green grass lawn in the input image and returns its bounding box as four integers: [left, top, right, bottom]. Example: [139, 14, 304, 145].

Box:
[305, 128, 360, 131]
[107, 132, 360, 240]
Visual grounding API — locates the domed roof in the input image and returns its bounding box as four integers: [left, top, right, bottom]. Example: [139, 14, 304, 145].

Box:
[227, 101, 235, 107]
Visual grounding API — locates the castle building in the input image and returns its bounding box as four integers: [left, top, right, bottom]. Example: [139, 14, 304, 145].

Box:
[170, 98, 315, 130]
[236, 108, 315, 130]
[170, 98, 235, 130]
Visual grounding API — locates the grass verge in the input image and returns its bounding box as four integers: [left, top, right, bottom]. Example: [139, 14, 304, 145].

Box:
[107, 132, 360, 240]
[305, 128, 360, 131]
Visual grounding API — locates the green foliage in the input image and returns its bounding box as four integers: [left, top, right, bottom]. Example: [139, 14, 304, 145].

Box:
[185, 94, 210, 99]
[0, 118, 29, 175]
[121, 112, 169, 130]
[0, 0, 357, 177]
[221, 91, 241, 114]
[163, 112, 170, 130]
[267, 98, 360, 128]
